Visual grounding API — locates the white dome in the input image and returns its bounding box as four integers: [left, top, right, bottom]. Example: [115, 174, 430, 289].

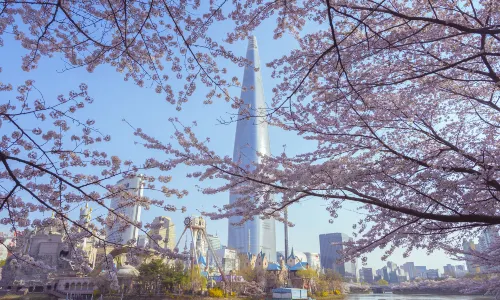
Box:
[116, 264, 139, 277]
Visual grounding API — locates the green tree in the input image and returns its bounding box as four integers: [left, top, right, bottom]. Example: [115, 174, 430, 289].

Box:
[296, 268, 319, 279]
[322, 269, 343, 282]
[138, 259, 190, 294]
[376, 279, 389, 286]
[319, 270, 343, 293]
[296, 269, 318, 292]
[238, 266, 258, 282]
[189, 265, 207, 292]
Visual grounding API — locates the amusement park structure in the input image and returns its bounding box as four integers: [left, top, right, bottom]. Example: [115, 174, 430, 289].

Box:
[90, 216, 228, 288]
[174, 216, 228, 286]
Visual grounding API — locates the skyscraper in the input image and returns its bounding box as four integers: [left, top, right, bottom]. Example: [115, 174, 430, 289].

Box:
[304, 252, 321, 270]
[362, 268, 374, 283]
[477, 226, 499, 252]
[415, 266, 427, 278]
[227, 36, 276, 261]
[319, 233, 357, 281]
[207, 233, 221, 266]
[402, 262, 416, 280]
[462, 239, 480, 273]
[106, 176, 144, 244]
[207, 234, 221, 252]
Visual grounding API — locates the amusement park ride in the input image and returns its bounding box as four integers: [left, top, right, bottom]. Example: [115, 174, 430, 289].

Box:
[175, 216, 228, 285]
[90, 216, 229, 287]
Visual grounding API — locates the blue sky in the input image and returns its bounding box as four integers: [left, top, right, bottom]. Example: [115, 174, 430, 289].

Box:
[0, 17, 460, 272]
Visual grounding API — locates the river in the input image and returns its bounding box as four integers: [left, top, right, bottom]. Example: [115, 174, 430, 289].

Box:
[346, 294, 495, 300]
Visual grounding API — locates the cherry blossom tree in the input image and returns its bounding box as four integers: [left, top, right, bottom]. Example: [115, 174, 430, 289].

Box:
[0, 0, 246, 289]
[2, 0, 500, 295]
[0, 77, 187, 286]
[133, 0, 500, 294]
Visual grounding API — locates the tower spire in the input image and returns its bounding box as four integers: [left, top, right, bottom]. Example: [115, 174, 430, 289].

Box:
[227, 36, 276, 260]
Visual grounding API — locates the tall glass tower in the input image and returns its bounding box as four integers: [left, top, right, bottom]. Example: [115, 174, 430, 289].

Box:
[227, 36, 276, 261]
[106, 176, 144, 245]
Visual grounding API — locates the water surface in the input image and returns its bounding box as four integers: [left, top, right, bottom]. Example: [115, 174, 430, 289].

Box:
[346, 294, 494, 300]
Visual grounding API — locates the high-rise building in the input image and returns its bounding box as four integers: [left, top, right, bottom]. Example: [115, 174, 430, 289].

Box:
[227, 36, 276, 260]
[79, 203, 93, 249]
[207, 234, 221, 251]
[148, 216, 176, 251]
[304, 252, 321, 270]
[477, 227, 499, 272]
[391, 267, 409, 283]
[402, 262, 416, 279]
[415, 266, 427, 278]
[477, 226, 498, 252]
[462, 239, 480, 273]
[426, 269, 440, 279]
[455, 265, 467, 277]
[362, 268, 374, 283]
[387, 261, 397, 271]
[0, 233, 8, 260]
[137, 235, 149, 248]
[443, 264, 456, 277]
[215, 248, 240, 274]
[319, 233, 357, 281]
[106, 176, 144, 244]
[207, 233, 221, 266]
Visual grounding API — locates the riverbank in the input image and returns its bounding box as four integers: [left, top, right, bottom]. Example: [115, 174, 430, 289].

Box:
[0, 293, 347, 300]
[393, 289, 486, 296]
[315, 295, 346, 300]
[0, 294, 57, 300]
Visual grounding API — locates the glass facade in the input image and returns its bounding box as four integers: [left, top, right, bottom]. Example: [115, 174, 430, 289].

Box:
[227, 37, 276, 261]
[106, 176, 143, 244]
[319, 233, 357, 280]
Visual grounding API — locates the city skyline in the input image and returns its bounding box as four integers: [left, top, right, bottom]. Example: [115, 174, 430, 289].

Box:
[0, 28, 462, 273]
[1, 0, 499, 295]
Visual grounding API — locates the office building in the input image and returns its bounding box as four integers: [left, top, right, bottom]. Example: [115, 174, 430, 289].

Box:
[415, 266, 427, 278]
[137, 235, 148, 248]
[477, 227, 498, 273]
[455, 265, 467, 277]
[106, 176, 144, 244]
[227, 36, 276, 261]
[304, 252, 321, 270]
[387, 261, 397, 271]
[402, 262, 416, 279]
[362, 268, 374, 283]
[426, 269, 440, 279]
[148, 216, 175, 250]
[443, 264, 456, 277]
[0, 233, 13, 260]
[462, 239, 480, 273]
[477, 226, 499, 251]
[207, 233, 221, 265]
[319, 233, 357, 281]
[215, 248, 240, 274]
[207, 234, 221, 251]
[382, 266, 390, 281]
